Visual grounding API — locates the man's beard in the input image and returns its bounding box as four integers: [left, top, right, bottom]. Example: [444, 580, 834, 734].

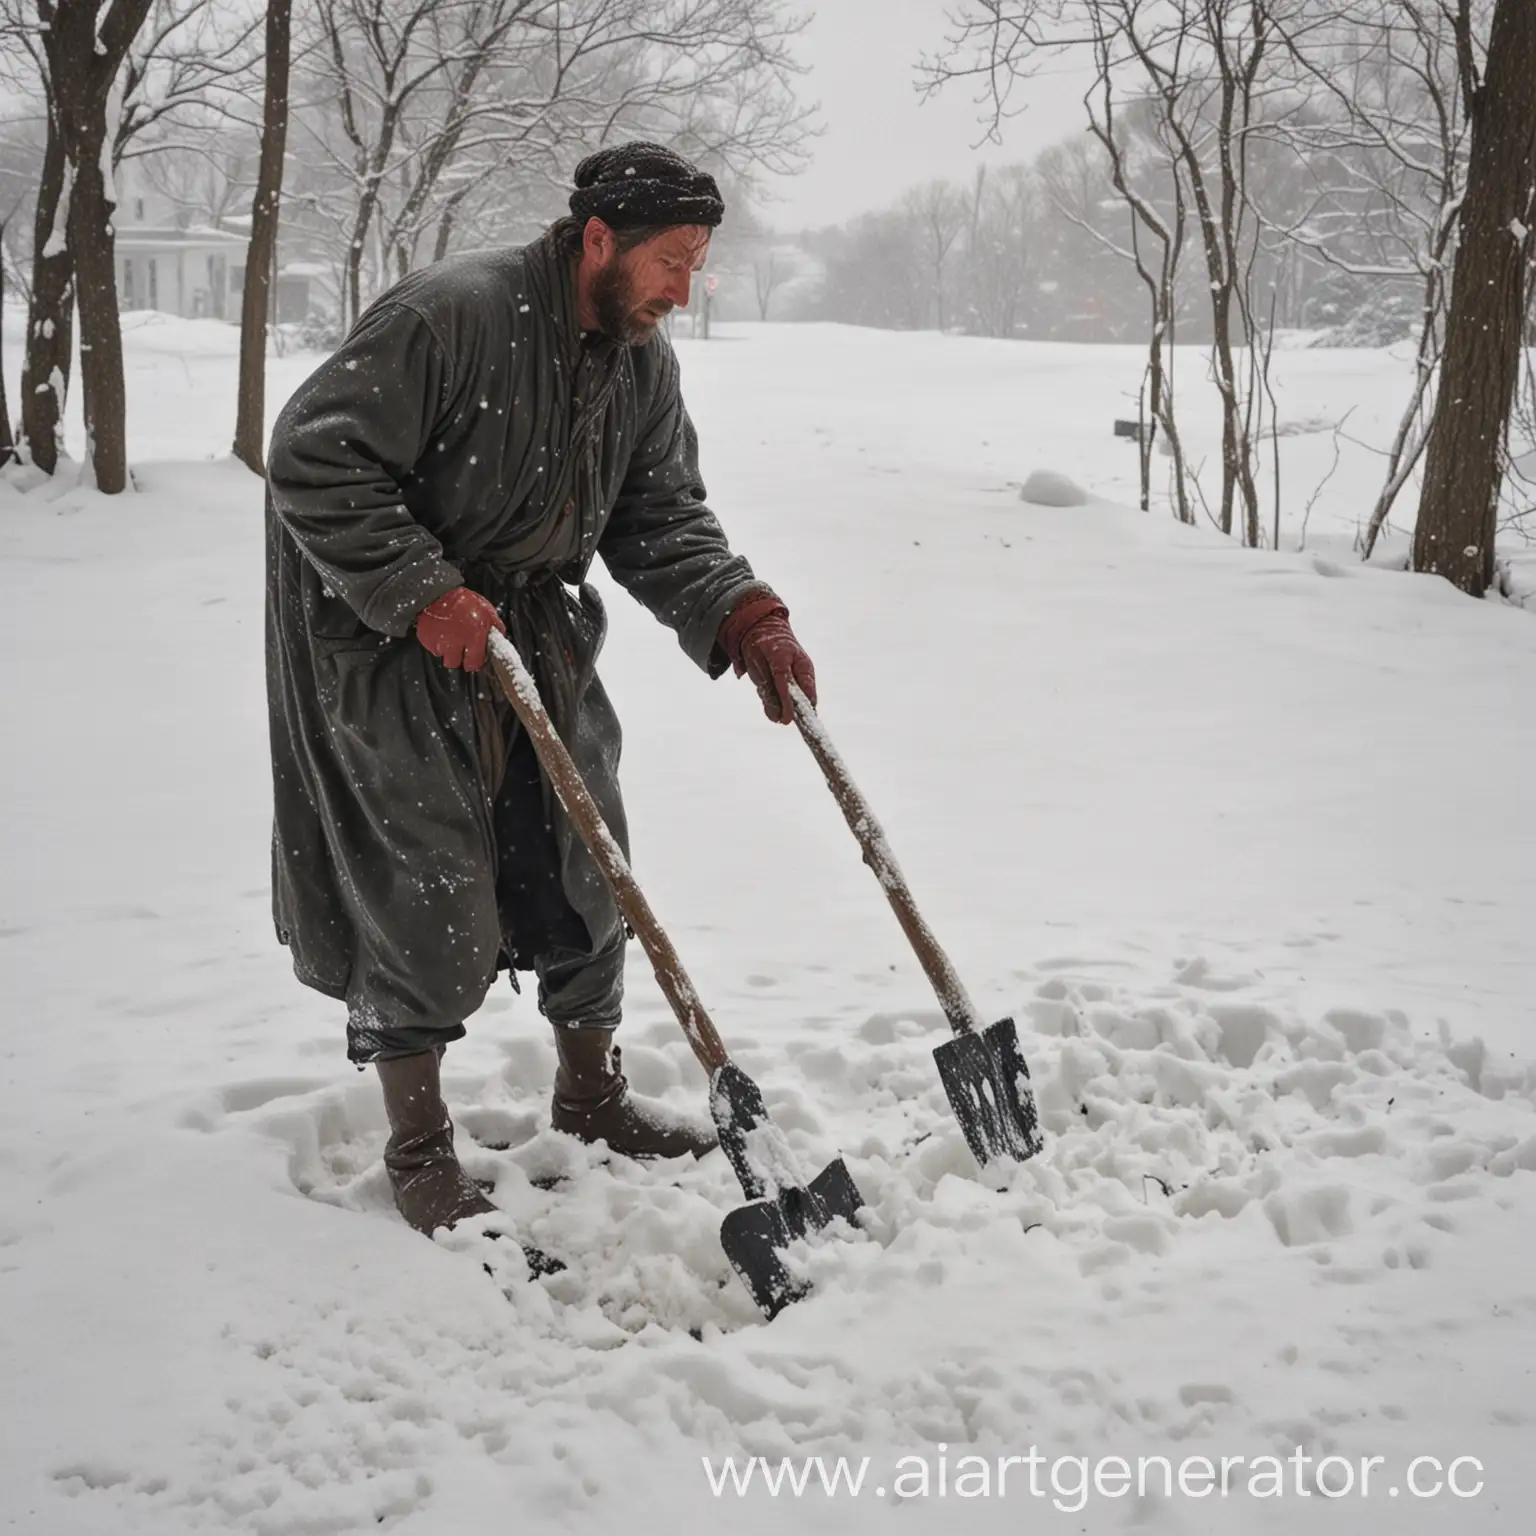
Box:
[590, 259, 672, 344]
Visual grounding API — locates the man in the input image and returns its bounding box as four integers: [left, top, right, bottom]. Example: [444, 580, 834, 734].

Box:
[265, 142, 816, 1253]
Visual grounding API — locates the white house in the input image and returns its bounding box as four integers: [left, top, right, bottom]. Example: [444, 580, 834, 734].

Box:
[111, 171, 337, 324]
[116, 224, 249, 319]
[114, 176, 248, 320]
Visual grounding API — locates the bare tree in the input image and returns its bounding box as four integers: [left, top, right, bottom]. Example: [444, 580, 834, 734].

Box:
[805, 207, 929, 329]
[0, 62, 34, 464]
[138, 138, 255, 229]
[33, 0, 159, 493]
[1412, 0, 1536, 594]
[3, 7, 74, 475]
[753, 246, 797, 320]
[1123, 1, 1275, 546]
[0, 211, 13, 465]
[930, 1, 1275, 538]
[1266, 0, 1471, 557]
[962, 162, 1037, 340]
[307, 0, 533, 322]
[1045, 65, 1194, 520]
[233, 0, 292, 475]
[1032, 135, 1148, 337]
[904, 178, 968, 331]
[297, 0, 813, 330]
[113, 0, 264, 169]
[4, 0, 259, 481]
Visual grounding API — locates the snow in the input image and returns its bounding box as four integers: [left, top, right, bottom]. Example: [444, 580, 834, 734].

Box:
[2, 312, 1536, 1534]
[41, 173, 71, 260]
[1020, 469, 1089, 507]
[101, 79, 122, 210]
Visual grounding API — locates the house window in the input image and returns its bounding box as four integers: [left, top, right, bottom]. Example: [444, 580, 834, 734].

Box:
[148, 258, 158, 310]
[121, 258, 134, 307]
[135, 198, 144, 221]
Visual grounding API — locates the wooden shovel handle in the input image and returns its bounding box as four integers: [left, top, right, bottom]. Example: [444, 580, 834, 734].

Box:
[790, 683, 982, 1039]
[487, 633, 729, 1076]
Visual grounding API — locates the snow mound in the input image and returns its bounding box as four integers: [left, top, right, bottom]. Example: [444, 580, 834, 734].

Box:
[29, 969, 1528, 1532]
[1020, 470, 1089, 507]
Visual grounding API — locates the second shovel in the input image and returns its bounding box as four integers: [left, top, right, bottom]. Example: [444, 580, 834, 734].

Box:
[789, 682, 1043, 1168]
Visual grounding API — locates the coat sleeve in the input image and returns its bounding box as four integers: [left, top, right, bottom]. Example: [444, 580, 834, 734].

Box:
[266, 302, 465, 638]
[598, 342, 772, 675]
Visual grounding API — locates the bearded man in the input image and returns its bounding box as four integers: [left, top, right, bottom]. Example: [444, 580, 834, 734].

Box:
[265, 143, 816, 1251]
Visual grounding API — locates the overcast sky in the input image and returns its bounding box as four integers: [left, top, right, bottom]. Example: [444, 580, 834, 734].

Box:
[760, 0, 1093, 231]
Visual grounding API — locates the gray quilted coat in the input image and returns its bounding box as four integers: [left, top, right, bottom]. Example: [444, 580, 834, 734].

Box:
[264, 231, 766, 1055]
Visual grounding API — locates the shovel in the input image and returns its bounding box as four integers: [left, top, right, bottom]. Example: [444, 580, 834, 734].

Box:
[487, 633, 863, 1319]
[788, 682, 1044, 1168]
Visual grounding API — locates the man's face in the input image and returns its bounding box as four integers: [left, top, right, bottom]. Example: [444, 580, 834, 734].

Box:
[589, 224, 711, 344]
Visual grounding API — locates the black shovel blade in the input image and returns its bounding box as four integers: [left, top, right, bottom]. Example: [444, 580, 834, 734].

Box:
[934, 1016, 1044, 1167]
[720, 1157, 864, 1319]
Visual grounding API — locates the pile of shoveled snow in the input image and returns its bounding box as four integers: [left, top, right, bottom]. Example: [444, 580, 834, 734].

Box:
[250, 963, 1536, 1340]
[51, 959, 1514, 1534]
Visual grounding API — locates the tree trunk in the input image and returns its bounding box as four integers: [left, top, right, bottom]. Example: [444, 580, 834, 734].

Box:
[19, 118, 73, 475]
[344, 192, 375, 329]
[1361, 227, 1454, 559]
[1413, 0, 1536, 595]
[66, 123, 129, 492]
[345, 140, 395, 328]
[432, 183, 474, 264]
[755, 253, 778, 321]
[0, 220, 14, 466]
[35, 0, 155, 493]
[1211, 285, 1238, 536]
[234, 0, 293, 476]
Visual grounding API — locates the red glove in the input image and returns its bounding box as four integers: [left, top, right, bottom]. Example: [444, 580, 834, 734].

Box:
[414, 587, 506, 671]
[718, 591, 817, 724]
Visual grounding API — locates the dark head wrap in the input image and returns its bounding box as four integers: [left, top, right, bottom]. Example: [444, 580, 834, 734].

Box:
[569, 142, 725, 230]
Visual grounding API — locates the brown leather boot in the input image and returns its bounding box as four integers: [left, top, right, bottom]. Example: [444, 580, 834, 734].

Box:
[376, 1050, 497, 1234]
[551, 1026, 718, 1160]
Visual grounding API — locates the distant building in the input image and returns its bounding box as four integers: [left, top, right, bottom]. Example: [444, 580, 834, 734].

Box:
[112, 170, 338, 324]
[116, 225, 249, 319]
[112, 174, 243, 318]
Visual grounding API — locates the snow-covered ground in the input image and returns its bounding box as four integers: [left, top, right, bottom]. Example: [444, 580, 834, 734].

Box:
[2, 313, 1534, 1534]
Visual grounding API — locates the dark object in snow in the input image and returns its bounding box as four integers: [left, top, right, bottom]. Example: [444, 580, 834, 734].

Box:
[1114, 418, 1148, 442]
[520, 1243, 566, 1279]
[789, 684, 1044, 1169]
[488, 634, 865, 1320]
